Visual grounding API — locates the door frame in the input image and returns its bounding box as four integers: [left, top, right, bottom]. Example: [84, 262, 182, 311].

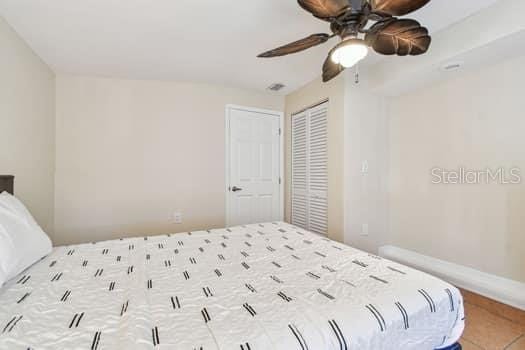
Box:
[225, 104, 284, 227]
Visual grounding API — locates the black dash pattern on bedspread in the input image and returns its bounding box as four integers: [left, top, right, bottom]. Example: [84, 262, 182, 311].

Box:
[289, 324, 309, 350]
[171, 296, 181, 309]
[17, 275, 30, 284]
[16, 292, 31, 304]
[201, 308, 211, 323]
[329, 319, 348, 350]
[61, 290, 71, 302]
[277, 291, 292, 302]
[3, 315, 23, 333]
[366, 304, 386, 332]
[91, 331, 101, 350]
[69, 312, 84, 328]
[395, 302, 409, 330]
[243, 303, 257, 317]
[245, 283, 257, 293]
[120, 300, 129, 316]
[152, 326, 160, 346]
[418, 289, 436, 313]
[445, 288, 455, 312]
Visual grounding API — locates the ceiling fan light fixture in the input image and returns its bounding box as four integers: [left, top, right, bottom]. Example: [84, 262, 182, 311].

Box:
[331, 38, 368, 68]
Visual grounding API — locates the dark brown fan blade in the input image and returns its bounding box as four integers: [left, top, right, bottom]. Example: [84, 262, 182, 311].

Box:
[365, 19, 431, 56]
[370, 0, 431, 16]
[298, 0, 349, 20]
[258, 33, 332, 58]
[322, 49, 345, 82]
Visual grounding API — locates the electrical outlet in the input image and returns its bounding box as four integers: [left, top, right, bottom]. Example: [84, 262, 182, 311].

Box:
[361, 160, 369, 174]
[173, 212, 183, 224]
[361, 223, 369, 236]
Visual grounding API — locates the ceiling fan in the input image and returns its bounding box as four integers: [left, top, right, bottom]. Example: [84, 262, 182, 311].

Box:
[258, 0, 432, 82]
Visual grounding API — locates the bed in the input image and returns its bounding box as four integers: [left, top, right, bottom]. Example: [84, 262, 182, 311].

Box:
[0, 177, 464, 350]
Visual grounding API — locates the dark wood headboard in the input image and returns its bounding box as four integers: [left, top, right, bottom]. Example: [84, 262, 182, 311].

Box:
[0, 175, 14, 194]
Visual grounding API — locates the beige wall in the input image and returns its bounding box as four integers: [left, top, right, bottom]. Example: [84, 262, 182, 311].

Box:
[284, 76, 345, 242]
[344, 81, 389, 253]
[388, 54, 525, 282]
[54, 75, 283, 245]
[0, 17, 55, 234]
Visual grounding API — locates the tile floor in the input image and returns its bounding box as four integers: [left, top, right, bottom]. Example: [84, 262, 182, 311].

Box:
[459, 289, 525, 350]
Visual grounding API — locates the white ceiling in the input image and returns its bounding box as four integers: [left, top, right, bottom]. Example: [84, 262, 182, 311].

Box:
[0, 0, 501, 94]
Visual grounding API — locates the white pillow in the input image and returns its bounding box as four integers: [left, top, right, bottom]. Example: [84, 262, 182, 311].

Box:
[0, 191, 40, 228]
[0, 192, 52, 287]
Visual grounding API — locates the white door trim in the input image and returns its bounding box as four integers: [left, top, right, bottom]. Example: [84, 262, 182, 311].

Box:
[225, 104, 284, 227]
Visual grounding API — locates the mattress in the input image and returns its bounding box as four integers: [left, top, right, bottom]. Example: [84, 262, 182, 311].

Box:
[0, 222, 464, 350]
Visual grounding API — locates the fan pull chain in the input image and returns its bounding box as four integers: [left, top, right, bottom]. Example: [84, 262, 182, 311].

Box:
[354, 63, 360, 84]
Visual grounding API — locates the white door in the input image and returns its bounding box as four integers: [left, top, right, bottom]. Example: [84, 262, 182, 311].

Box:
[227, 106, 282, 226]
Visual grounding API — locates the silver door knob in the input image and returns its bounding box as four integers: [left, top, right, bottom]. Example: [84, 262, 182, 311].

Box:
[231, 186, 243, 192]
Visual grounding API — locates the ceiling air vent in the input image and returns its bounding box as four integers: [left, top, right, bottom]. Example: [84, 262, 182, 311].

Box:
[267, 83, 285, 92]
[440, 61, 463, 72]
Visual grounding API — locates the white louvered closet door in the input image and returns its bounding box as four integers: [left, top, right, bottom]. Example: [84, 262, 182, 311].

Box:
[291, 102, 328, 235]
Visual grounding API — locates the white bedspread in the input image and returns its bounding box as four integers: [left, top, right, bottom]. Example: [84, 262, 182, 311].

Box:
[0, 222, 464, 350]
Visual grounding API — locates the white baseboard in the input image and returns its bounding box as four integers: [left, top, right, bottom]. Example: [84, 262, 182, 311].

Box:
[378, 245, 525, 311]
